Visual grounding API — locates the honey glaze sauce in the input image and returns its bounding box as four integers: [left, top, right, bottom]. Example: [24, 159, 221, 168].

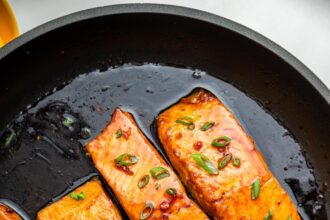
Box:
[0, 63, 326, 219]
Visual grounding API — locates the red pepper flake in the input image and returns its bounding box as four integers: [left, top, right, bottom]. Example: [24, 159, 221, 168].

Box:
[122, 128, 131, 139]
[164, 191, 181, 205]
[160, 201, 170, 211]
[193, 141, 203, 150]
[175, 191, 183, 199]
[162, 213, 169, 220]
[5, 207, 14, 213]
[175, 132, 182, 140]
[166, 195, 175, 205]
[115, 163, 134, 175]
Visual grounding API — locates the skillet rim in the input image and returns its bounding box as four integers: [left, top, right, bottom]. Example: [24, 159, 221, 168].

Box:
[0, 4, 329, 218]
[0, 3, 329, 104]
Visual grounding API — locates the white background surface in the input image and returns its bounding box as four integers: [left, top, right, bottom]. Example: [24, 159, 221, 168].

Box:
[8, 0, 330, 89]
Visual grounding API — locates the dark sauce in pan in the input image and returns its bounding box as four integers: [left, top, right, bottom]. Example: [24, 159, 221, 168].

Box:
[0, 63, 326, 219]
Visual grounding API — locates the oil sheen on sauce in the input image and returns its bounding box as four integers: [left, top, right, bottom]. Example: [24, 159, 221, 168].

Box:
[0, 63, 326, 219]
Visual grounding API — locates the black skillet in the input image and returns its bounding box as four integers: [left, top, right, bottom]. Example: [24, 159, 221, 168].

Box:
[0, 4, 329, 219]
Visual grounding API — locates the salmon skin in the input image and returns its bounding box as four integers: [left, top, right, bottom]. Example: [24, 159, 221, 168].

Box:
[157, 89, 300, 220]
[37, 179, 122, 220]
[86, 108, 208, 220]
[0, 204, 21, 220]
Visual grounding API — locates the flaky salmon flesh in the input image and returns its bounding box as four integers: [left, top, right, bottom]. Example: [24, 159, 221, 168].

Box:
[37, 179, 122, 220]
[157, 89, 300, 220]
[86, 108, 208, 220]
[0, 204, 21, 220]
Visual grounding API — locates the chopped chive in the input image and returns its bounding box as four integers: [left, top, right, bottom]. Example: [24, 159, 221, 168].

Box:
[232, 157, 241, 167]
[150, 167, 170, 180]
[218, 153, 232, 169]
[138, 175, 150, 189]
[115, 153, 138, 166]
[166, 188, 177, 196]
[175, 116, 193, 125]
[69, 192, 85, 201]
[192, 153, 218, 175]
[155, 182, 161, 190]
[140, 203, 154, 220]
[200, 122, 215, 131]
[116, 129, 122, 138]
[211, 136, 231, 148]
[251, 178, 261, 200]
[264, 209, 273, 220]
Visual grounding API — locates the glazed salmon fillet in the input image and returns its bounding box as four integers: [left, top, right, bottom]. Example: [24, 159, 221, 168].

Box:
[86, 108, 208, 220]
[37, 179, 122, 220]
[0, 204, 21, 220]
[157, 89, 300, 220]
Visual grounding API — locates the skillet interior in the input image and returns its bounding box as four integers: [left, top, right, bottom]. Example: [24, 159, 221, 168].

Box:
[0, 4, 329, 219]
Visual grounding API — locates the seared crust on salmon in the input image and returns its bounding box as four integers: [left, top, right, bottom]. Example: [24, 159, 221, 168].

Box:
[157, 89, 300, 219]
[86, 108, 208, 220]
[37, 179, 122, 220]
[0, 204, 21, 220]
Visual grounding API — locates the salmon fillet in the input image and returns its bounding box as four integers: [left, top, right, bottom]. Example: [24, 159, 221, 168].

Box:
[157, 89, 300, 220]
[37, 179, 122, 220]
[0, 204, 21, 220]
[86, 108, 208, 220]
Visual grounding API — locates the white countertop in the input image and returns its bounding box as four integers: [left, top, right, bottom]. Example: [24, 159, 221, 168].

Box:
[9, 0, 330, 89]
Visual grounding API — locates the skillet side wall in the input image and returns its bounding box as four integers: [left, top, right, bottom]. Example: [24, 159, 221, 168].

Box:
[0, 12, 329, 212]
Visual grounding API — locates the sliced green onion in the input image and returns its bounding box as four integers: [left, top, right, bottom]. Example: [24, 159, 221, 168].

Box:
[200, 122, 215, 131]
[175, 117, 193, 125]
[176, 117, 195, 130]
[150, 167, 170, 180]
[115, 153, 138, 166]
[116, 129, 122, 138]
[69, 192, 85, 201]
[287, 217, 292, 220]
[251, 178, 261, 200]
[62, 115, 74, 128]
[80, 127, 91, 139]
[140, 203, 154, 220]
[263, 209, 273, 220]
[211, 136, 231, 148]
[187, 123, 195, 130]
[166, 188, 177, 196]
[3, 131, 16, 149]
[218, 153, 232, 169]
[191, 153, 218, 175]
[155, 183, 160, 190]
[232, 157, 241, 167]
[138, 175, 150, 189]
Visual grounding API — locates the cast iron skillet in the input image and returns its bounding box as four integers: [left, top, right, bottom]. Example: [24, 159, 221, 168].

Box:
[0, 4, 329, 219]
